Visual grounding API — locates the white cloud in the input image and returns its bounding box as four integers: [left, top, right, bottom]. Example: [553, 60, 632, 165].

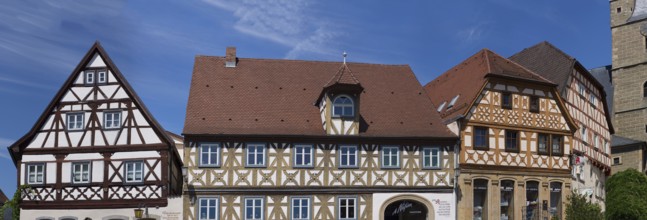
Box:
[202, 0, 341, 58]
[457, 21, 489, 44]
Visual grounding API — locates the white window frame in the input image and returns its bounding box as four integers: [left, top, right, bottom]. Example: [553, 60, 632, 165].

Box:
[593, 134, 599, 149]
[199, 143, 221, 167]
[381, 146, 400, 168]
[422, 146, 441, 169]
[246, 143, 266, 167]
[85, 71, 95, 84]
[294, 144, 314, 168]
[589, 93, 597, 107]
[97, 70, 107, 84]
[198, 197, 219, 220]
[290, 197, 311, 220]
[578, 83, 585, 96]
[26, 164, 45, 185]
[66, 113, 84, 131]
[124, 161, 144, 183]
[339, 145, 358, 168]
[103, 111, 121, 129]
[72, 162, 91, 184]
[581, 126, 588, 143]
[244, 197, 264, 220]
[332, 95, 355, 117]
[338, 197, 357, 220]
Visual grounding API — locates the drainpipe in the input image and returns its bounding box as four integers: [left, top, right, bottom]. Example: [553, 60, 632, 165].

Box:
[454, 119, 462, 220]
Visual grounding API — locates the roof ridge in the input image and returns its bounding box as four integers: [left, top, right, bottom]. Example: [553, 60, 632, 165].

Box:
[195, 55, 411, 67]
[483, 49, 493, 74]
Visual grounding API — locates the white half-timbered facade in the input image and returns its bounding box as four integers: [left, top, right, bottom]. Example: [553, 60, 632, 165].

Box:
[9, 42, 183, 220]
[182, 48, 458, 220]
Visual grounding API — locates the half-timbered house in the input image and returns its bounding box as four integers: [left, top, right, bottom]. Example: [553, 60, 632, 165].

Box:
[182, 48, 459, 220]
[510, 41, 614, 209]
[8, 42, 183, 220]
[424, 49, 578, 220]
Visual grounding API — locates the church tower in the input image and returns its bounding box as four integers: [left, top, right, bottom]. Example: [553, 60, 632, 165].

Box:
[611, 0, 647, 141]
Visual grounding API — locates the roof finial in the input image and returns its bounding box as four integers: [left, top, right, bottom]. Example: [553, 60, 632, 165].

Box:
[343, 51, 347, 64]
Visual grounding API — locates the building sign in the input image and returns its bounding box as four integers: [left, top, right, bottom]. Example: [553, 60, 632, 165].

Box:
[384, 200, 427, 220]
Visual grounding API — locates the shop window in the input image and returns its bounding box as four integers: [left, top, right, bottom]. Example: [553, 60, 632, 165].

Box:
[473, 179, 488, 220]
[525, 181, 540, 220]
[500, 180, 514, 220]
[550, 182, 563, 219]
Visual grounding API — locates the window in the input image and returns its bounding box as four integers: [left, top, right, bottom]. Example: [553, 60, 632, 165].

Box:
[72, 162, 90, 184]
[526, 181, 540, 219]
[529, 96, 539, 113]
[581, 126, 588, 144]
[294, 144, 313, 168]
[502, 92, 512, 109]
[422, 147, 441, 169]
[338, 197, 357, 220]
[537, 133, 549, 154]
[244, 197, 264, 220]
[500, 180, 514, 220]
[291, 197, 310, 220]
[339, 145, 358, 168]
[97, 70, 107, 84]
[200, 143, 220, 167]
[103, 111, 121, 129]
[246, 143, 266, 167]
[26, 164, 44, 184]
[550, 182, 563, 219]
[617, 7, 622, 13]
[332, 95, 354, 117]
[473, 179, 488, 220]
[199, 197, 219, 220]
[447, 95, 460, 109]
[643, 81, 647, 97]
[437, 102, 447, 112]
[578, 83, 585, 96]
[593, 134, 599, 149]
[473, 127, 489, 150]
[85, 71, 95, 84]
[505, 130, 519, 152]
[66, 113, 84, 131]
[381, 146, 399, 168]
[124, 161, 144, 183]
[551, 135, 563, 156]
[613, 157, 621, 165]
[589, 93, 597, 107]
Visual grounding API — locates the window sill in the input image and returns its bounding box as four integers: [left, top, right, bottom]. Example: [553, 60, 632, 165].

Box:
[422, 167, 442, 170]
[473, 147, 490, 151]
[381, 166, 401, 170]
[338, 166, 359, 169]
[504, 149, 520, 153]
[198, 165, 221, 168]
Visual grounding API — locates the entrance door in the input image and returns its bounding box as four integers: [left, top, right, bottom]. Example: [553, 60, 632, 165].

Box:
[384, 199, 428, 220]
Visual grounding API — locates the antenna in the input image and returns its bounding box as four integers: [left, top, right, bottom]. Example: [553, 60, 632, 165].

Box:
[343, 51, 347, 64]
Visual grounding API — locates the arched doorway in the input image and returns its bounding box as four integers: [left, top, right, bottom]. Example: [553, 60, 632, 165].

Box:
[383, 199, 428, 220]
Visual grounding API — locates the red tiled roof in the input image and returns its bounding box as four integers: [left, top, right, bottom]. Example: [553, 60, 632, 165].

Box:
[324, 63, 361, 88]
[424, 49, 554, 120]
[184, 56, 454, 138]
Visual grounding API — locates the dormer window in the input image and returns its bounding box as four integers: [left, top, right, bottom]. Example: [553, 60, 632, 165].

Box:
[447, 95, 459, 109]
[332, 95, 355, 117]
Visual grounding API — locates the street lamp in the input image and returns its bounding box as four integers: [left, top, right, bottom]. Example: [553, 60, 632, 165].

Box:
[134, 208, 144, 219]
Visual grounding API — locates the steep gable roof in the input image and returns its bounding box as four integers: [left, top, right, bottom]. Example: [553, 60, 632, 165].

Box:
[510, 41, 615, 134]
[184, 56, 454, 138]
[424, 49, 554, 120]
[8, 42, 181, 165]
[324, 63, 361, 88]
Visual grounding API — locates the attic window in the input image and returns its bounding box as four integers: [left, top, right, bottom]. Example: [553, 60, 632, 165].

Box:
[617, 7, 621, 13]
[447, 95, 460, 109]
[437, 102, 447, 112]
[332, 95, 355, 117]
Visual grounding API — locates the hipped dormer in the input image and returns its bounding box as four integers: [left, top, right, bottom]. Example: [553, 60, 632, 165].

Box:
[316, 63, 363, 135]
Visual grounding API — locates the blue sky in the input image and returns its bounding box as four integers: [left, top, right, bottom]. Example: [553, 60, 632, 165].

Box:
[0, 0, 611, 196]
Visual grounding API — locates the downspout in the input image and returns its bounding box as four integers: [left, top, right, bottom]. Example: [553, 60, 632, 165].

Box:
[454, 119, 462, 220]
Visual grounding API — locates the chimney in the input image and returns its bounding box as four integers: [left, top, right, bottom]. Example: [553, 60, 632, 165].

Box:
[225, 46, 237, 68]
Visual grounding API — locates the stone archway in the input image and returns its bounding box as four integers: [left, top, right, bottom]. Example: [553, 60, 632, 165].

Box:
[379, 195, 435, 220]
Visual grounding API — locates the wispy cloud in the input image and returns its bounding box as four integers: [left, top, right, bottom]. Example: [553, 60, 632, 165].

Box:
[0, 75, 58, 90]
[202, 0, 341, 59]
[0, 137, 15, 160]
[457, 22, 488, 44]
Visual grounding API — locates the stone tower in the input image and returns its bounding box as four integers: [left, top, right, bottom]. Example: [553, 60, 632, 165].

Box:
[611, 0, 647, 141]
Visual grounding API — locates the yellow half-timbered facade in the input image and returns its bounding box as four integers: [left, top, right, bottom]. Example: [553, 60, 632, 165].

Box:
[425, 49, 577, 220]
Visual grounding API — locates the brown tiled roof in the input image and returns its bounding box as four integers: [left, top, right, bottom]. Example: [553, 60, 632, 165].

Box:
[184, 56, 454, 137]
[424, 49, 554, 120]
[509, 41, 614, 134]
[324, 63, 361, 88]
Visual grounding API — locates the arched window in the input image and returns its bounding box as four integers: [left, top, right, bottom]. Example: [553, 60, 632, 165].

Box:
[500, 180, 514, 220]
[644, 81, 647, 97]
[332, 95, 354, 117]
[550, 182, 563, 219]
[473, 179, 488, 220]
[526, 181, 540, 219]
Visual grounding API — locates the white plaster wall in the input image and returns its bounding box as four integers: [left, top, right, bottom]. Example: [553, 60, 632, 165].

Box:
[372, 192, 455, 220]
[20, 197, 183, 220]
[112, 151, 159, 159]
[67, 153, 103, 160]
[22, 154, 56, 162]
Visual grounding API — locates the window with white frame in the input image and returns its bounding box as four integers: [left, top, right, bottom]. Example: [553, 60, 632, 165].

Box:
[381, 146, 399, 168]
[26, 164, 44, 184]
[593, 134, 599, 149]
[200, 143, 220, 167]
[590, 93, 597, 107]
[339, 145, 358, 168]
[581, 126, 588, 144]
[198, 197, 219, 220]
[294, 144, 313, 167]
[422, 147, 441, 169]
[85, 71, 95, 84]
[97, 70, 107, 84]
[578, 83, 585, 96]
[246, 143, 266, 167]
[72, 162, 90, 184]
[291, 197, 310, 220]
[103, 111, 121, 129]
[244, 197, 264, 220]
[124, 161, 144, 183]
[338, 197, 356, 220]
[332, 95, 354, 117]
[67, 113, 84, 131]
